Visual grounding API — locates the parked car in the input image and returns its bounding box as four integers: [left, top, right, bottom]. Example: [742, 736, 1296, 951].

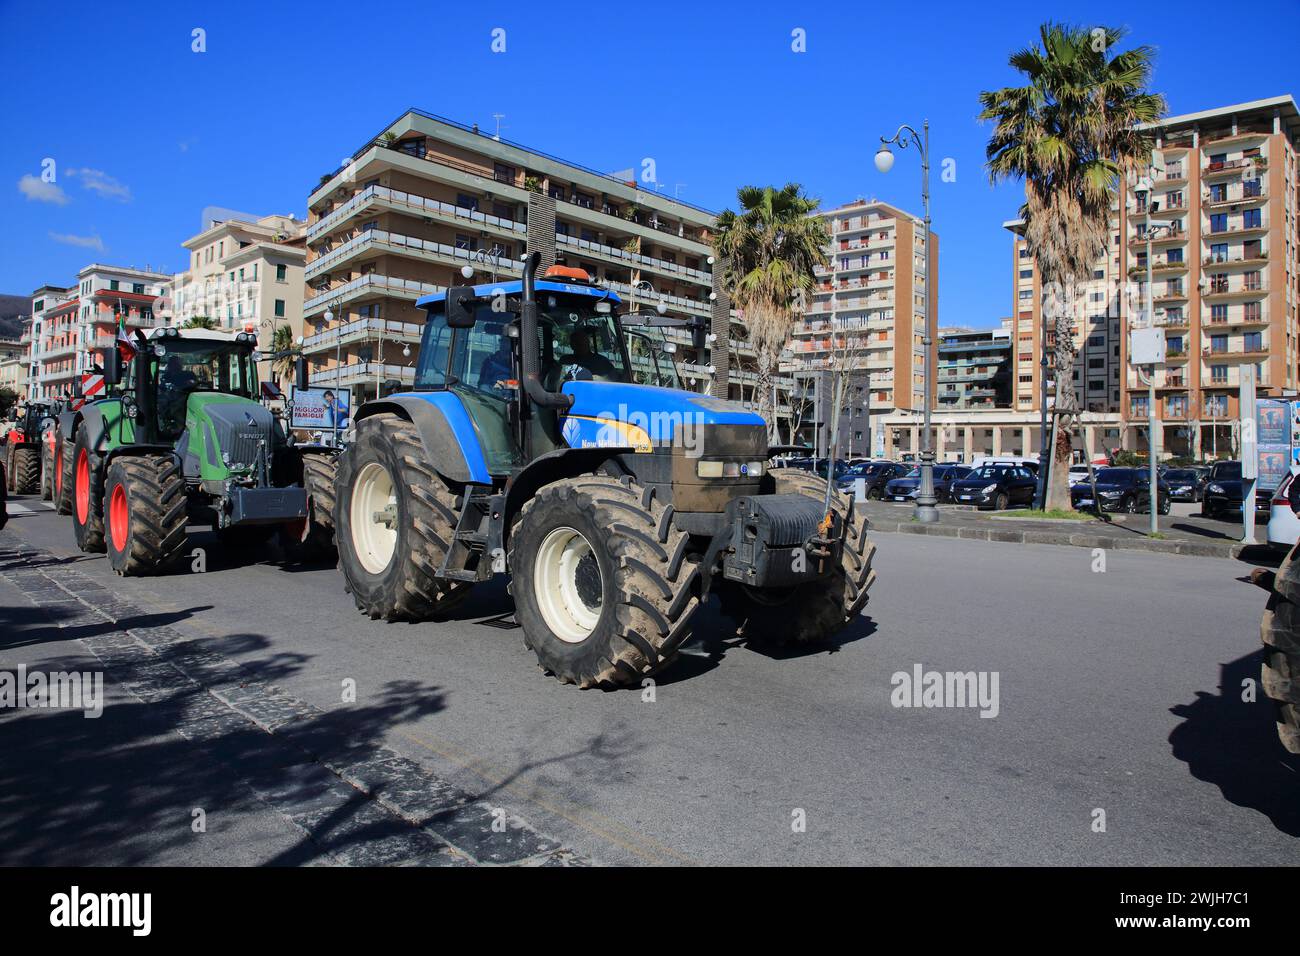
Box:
[949, 464, 1038, 510]
[1202, 460, 1271, 518]
[1070, 467, 1171, 514]
[882, 464, 971, 502]
[811, 458, 851, 482]
[1067, 464, 1092, 486]
[837, 461, 906, 499]
[1267, 465, 1300, 550]
[1162, 468, 1202, 503]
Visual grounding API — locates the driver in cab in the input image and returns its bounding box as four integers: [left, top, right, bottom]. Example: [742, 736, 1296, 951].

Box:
[561, 328, 616, 380]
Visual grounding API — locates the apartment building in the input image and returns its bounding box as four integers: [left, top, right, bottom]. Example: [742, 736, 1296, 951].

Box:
[302, 109, 748, 409]
[1009, 94, 1300, 461]
[0, 335, 25, 401]
[26, 267, 168, 401]
[936, 327, 1012, 410]
[169, 212, 308, 386]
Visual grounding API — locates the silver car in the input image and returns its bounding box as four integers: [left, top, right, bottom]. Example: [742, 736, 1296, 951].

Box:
[1268, 464, 1300, 549]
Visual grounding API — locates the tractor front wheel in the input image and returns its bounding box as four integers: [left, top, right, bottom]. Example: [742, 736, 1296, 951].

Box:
[11, 446, 38, 495]
[336, 414, 470, 619]
[72, 425, 106, 553]
[716, 470, 876, 645]
[105, 456, 189, 576]
[509, 475, 700, 688]
[54, 433, 73, 515]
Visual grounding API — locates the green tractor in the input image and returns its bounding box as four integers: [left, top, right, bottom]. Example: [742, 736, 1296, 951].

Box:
[69, 327, 338, 574]
[333, 255, 876, 689]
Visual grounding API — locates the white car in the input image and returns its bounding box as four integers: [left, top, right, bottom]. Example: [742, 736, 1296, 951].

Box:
[1068, 464, 1091, 486]
[1267, 465, 1300, 549]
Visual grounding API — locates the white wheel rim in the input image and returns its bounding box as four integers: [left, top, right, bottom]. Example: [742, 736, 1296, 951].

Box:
[351, 462, 397, 575]
[533, 526, 603, 643]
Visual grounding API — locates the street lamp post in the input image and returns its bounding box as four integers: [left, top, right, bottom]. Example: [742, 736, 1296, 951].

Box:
[876, 121, 937, 523]
[1142, 220, 1173, 537]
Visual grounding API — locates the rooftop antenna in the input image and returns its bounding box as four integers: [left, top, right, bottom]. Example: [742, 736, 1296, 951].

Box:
[674, 183, 687, 199]
[492, 113, 506, 142]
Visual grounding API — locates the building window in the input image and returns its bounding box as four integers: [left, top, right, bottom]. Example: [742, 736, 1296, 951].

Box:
[456, 193, 479, 212]
[276, 263, 287, 282]
[274, 299, 285, 318]
[493, 163, 515, 184]
[109, 280, 119, 291]
[1244, 332, 1262, 352]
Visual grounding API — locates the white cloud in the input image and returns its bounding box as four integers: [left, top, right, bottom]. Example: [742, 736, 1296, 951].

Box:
[67, 167, 132, 202]
[18, 174, 69, 205]
[49, 231, 106, 251]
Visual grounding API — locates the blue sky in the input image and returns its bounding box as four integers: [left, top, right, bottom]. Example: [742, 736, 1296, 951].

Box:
[2, 0, 1297, 327]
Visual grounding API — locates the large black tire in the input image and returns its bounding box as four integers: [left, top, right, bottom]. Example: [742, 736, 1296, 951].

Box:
[104, 456, 189, 576]
[39, 440, 53, 500]
[280, 451, 337, 561]
[3, 446, 13, 493]
[71, 424, 106, 553]
[1260, 544, 1300, 753]
[509, 474, 700, 688]
[11, 446, 38, 495]
[335, 414, 470, 619]
[54, 432, 73, 515]
[716, 470, 875, 645]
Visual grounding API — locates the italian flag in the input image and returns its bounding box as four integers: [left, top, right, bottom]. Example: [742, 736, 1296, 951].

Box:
[115, 312, 136, 362]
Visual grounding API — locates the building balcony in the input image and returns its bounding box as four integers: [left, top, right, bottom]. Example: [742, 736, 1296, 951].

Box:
[306, 227, 528, 282]
[1153, 289, 1189, 303]
[308, 183, 528, 246]
[1129, 229, 1187, 246]
[1202, 282, 1267, 300]
[556, 232, 712, 288]
[1204, 312, 1268, 328]
[1202, 187, 1266, 208]
[305, 273, 446, 316]
[301, 317, 426, 356]
[1202, 156, 1268, 179]
[308, 361, 417, 390]
[1201, 347, 1269, 362]
[1204, 221, 1268, 239]
[1203, 250, 1268, 267]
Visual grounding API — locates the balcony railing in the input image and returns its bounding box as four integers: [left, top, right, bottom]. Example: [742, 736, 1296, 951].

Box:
[304, 273, 446, 315]
[1203, 250, 1267, 265]
[301, 317, 426, 353]
[309, 184, 527, 243]
[555, 233, 711, 286]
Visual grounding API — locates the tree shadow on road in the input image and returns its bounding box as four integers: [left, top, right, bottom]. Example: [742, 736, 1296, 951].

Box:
[1168, 650, 1300, 837]
[0, 610, 452, 866]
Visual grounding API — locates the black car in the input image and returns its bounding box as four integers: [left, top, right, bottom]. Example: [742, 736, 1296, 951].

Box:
[1202, 460, 1271, 517]
[836, 461, 905, 499]
[1070, 467, 1170, 514]
[949, 464, 1038, 510]
[882, 464, 972, 502]
[1162, 468, 1202, 503]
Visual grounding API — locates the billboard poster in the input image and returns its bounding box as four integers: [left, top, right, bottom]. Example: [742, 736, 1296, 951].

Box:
[290, 386, 351, 431]
[1256, 399, 1288, 445]
[1258, 445, 1289, 491]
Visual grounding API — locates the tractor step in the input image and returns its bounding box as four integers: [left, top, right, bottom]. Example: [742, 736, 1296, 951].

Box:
[437, 487, 500, 583]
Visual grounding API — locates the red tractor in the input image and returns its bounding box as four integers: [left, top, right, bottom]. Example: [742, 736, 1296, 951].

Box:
[3, 401, 55, 496]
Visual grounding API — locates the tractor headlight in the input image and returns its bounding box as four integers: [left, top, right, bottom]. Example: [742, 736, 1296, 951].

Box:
[696, 460, 765, 479]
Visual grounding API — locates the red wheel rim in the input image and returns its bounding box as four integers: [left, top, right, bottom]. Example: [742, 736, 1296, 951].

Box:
[109, 483, 129, 551]
[75, 450, 89, 523]
[55, 445, 62, 498]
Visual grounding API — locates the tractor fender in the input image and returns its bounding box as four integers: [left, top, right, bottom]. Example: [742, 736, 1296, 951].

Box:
[353, 396, 487, 485]
[500, 446, 633, 550]
[71, 404, 107, 453]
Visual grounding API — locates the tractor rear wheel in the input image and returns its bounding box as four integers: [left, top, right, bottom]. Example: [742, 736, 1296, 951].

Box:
[54, 432, 73, 515]
[1260, 544, 1300, 753]
[509, 475, 700, 688]
[11, 446, 38, 495]
[40, 440, 53, 500]
[336, 414, 470, 619]
[72, 425, 106, 553]
[280, 451, 337, 561]
[105, 456, 189, 576]
[716, 470, 876, 645]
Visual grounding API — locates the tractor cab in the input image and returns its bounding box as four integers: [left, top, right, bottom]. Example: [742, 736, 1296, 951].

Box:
[414, 265, 635, 475]
[131, 327, 261, 439]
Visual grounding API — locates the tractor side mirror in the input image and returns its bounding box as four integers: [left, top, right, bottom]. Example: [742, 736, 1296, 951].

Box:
[295, 356, 309, 393]
[445, 287, 477, 329]
[103, 348, 122, 386]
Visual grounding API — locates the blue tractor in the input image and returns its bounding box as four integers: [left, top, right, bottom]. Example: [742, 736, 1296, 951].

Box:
[333, 255, 875, 688]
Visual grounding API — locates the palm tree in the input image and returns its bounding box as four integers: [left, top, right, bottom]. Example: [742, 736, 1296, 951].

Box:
[979, 23, 1164, 509]
[181, 315, 217, 330]
[713, 184, 829, 438]
[271, 324, 296, 383]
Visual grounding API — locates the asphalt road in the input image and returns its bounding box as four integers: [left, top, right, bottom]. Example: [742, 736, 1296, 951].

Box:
[2, 492, 1297, 866]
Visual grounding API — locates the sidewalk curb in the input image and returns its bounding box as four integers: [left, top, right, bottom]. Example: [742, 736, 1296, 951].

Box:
[864, 516, 1249, 560]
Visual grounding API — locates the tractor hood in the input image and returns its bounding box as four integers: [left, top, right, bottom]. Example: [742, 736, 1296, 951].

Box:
[186, 393, 281, 479]
[559, 381, 765, 452]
